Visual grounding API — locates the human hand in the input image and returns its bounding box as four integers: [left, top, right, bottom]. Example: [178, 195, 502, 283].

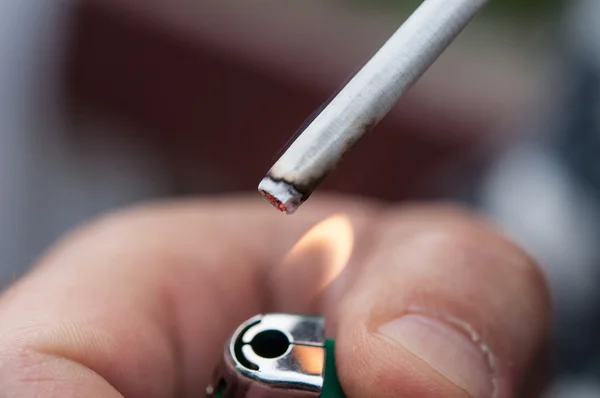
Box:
[0, 195, 549, 397]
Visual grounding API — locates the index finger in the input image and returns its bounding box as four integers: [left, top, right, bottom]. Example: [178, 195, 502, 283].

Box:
[0, 195, 376, 397]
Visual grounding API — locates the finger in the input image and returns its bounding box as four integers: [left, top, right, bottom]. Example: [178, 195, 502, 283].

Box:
[0, 196, 376, 397]
[333, 205, 551, 398]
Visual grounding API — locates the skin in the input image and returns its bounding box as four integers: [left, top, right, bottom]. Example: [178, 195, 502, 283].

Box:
[0, 195, 550, 397]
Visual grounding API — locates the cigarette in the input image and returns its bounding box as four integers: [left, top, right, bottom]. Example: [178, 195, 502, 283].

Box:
[258, 0, 489, 214]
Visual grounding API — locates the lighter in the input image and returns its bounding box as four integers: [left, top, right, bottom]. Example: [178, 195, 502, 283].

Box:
[206, 313, 346, 398]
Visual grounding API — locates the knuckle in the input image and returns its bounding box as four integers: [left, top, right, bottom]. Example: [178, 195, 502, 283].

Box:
[402, 222, 496, 266]
[403, 221, 550, 315]
[384, 210, 546, 287]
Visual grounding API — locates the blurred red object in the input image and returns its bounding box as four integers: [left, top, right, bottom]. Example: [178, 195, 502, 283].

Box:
[64, 0, 536, 201]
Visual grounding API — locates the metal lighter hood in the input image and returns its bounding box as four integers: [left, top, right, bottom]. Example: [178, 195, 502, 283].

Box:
[207, 313, 344, 398]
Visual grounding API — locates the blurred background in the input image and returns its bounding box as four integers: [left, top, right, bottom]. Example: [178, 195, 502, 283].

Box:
[2, 0, 599, 395]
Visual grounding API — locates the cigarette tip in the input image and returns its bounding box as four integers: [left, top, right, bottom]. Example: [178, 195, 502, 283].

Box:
[258, 177, 303, 215]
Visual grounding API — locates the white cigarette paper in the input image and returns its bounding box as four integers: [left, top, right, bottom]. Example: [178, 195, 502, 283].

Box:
[259, 0, 489, 214]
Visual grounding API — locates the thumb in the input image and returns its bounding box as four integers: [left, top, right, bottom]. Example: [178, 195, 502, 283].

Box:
[333, 209, 550, 398]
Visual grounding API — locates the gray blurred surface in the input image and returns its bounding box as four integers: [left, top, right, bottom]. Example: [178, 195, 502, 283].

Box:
[0, 0, 170, 286]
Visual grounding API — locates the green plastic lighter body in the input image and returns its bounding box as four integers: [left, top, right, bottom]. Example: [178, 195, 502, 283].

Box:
[322, 339, 346, 398]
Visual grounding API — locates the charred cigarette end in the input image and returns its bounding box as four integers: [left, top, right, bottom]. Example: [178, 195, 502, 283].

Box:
[258, 177, 304, 215]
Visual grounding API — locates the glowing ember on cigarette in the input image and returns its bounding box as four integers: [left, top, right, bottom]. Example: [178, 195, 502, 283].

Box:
[260, 190, 287, 213]
[258, 177, 303, 214]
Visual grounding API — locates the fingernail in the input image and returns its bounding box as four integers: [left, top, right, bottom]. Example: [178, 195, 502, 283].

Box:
[378, 314, 493, 398]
